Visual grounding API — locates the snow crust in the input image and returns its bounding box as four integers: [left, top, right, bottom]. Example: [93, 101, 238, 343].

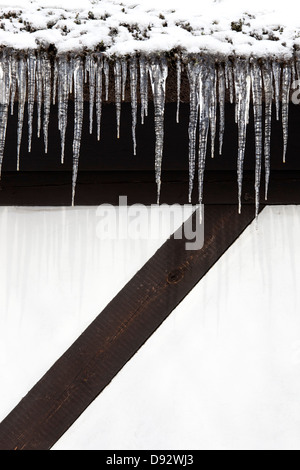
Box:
[0, 0, 299, 57]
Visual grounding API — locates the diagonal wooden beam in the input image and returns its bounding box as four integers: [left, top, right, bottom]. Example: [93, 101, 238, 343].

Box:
[0, 204, 261, 450]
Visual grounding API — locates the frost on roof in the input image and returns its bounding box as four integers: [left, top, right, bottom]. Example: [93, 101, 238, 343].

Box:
[0, 0, 300, 57]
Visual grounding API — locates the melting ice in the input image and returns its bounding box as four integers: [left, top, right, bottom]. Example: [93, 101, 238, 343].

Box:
[0, 51, 295, 213]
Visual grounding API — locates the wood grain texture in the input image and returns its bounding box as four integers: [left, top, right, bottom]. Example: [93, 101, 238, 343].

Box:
[0, 204, 259, 450]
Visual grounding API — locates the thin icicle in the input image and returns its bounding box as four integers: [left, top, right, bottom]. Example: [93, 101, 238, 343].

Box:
[72, 56, 84, 206]
[27, 52, 36, 153]
[87, 55, 96, 134]
[16, 55, 27, 171]
[121, 58, 127, 101]
[176, 57, 181, 124]
[234, 58, 251, 214]
[272, 61, 281, 121]
[36, 52, 43, 138]
[129, 56, 138, 156]
[114, 59, 122, 139]
[96, 54, 103, 141]
[104, 58, 109, 101]
[217, 62, 225, 155]
[251, 59, 263, 219]
[53, 59, 58, 105]
[139, 56, 149, 124]
[57, 55, 70, 164]
[282, 63, 291, 163]
[9, 54, 17, 116]
[209, 65, 217, 159]
[187, 59, 200, 202]
[198, 58, 214, 206]
[0, 53, 10, 179]
[225, 60, 234, 104]
[42, 52, 52, 154]
[149, 56, 168, 203]
[262, 60, 273, 200]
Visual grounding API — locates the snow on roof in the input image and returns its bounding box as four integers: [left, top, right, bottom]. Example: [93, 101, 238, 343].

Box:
[0, 0, 300, 58]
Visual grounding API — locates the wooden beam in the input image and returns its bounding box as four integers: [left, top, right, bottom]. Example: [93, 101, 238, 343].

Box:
[0, 204, 260, 450]
[0, 170, 299, 206]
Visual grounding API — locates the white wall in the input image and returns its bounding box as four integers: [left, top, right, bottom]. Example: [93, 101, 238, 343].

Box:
[0, 205, 192, 422]
[52, 205, 300, 450]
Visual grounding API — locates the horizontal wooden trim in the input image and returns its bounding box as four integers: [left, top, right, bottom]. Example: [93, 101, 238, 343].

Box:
[0, 170, 299, 206]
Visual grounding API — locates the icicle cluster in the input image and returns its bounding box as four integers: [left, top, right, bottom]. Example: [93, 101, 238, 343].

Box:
[0, 50, 296, 213]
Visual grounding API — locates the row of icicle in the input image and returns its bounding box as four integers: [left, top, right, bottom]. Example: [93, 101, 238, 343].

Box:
[0, 51, 297, 214]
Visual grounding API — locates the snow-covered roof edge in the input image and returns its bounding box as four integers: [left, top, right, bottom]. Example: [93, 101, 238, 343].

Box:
[0, 0, 300, 60]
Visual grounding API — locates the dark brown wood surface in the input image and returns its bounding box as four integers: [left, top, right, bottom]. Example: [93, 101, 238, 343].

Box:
[0, 204, 259, 450]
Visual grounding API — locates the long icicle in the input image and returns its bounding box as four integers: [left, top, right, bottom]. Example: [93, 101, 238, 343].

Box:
[0, 52, 10, 179]
[129, 56, 138, 156]
[36, 52, 43, 138]
[9, 54, 17, 116]
[176, 56, 181, 124]
[57, 55, 70, 164]
[16, 54, 27, 171]
[198, 58, 214, 206]
[86, 55, 96, 134]
[72, 56, 84, 206]
[251, 59, 263, 219]
[121, 58, 127, 101]
[187, 59, 200, 202]
[209, 64, 217, 159]
[139, 56, 148, 124]
[42, 52, 52, 154]
[262, 60, 273, 200]
[234, 58, 251, 214]
[282, 63, 291, 163]
[217, 62, 225, 155]
[96, 54, 103, 141]
[27, 52, 36, 153]
[272, 61, 281, 121]
[149, 55, 168, 204]
[114, 59, 122, 139]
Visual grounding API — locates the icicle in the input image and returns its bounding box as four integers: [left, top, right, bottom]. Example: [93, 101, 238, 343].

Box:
[225, 60, 234, 104]
[251, 59, 263, 219]
[69, 55, 74, 94]
[139, 56, 149, 125]
[282, 63, 291, 164]
[53, 59, 58, 105]
[272, 61, 281, 121]
[149, 56, 168, 203]
[129, 56, 138, 156]
[176, 57, 181, 124]
[87, 55, 96, 134]
[262, 60, 273, 200]
[72, 56, 84, 206]
[9, 54, 17, 116]
[114, 59, 122, 139]
[217, 62, 225, 155]
[187, 59, 200, 202]
[198, 58, 214, 206]
[57, 55, 70, 164]
[42, 53, 52, 154]
[209, 65, 217, 159]
[27, 52, 36, 153]
[16, 55, 27, 171]
[0, 52, 10, 179]
[121, 58, 127, 101]
[96, 54, 103, 141]
[234, 58, 251, 214]
[36, 52, 43, 138]
[104, 58, 109, 101]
